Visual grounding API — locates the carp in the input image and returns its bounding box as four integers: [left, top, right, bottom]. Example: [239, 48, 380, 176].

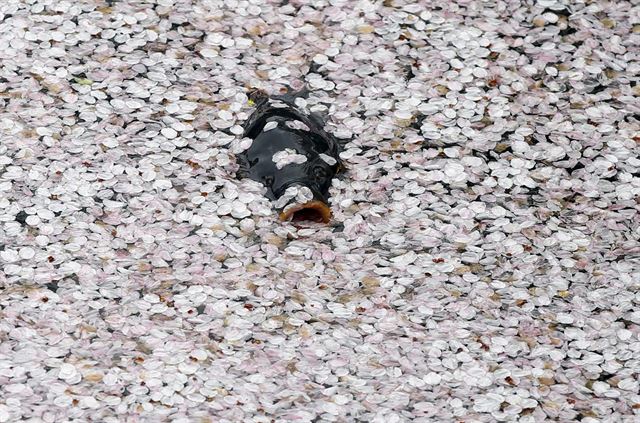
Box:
[237, 89, 342, 223]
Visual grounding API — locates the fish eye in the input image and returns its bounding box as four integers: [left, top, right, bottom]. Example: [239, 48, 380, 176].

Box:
[313, 166, 328, 180]
[263, 175, 274, 185]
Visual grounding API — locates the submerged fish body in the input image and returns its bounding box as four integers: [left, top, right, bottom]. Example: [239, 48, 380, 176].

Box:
[238, 91, 342, 223]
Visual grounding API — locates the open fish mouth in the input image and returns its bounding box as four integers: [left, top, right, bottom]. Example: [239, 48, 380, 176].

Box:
[275, 183, 332, 223]
[279, 200, 332, 223]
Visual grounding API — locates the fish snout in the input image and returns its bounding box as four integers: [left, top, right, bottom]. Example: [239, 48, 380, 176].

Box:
[275, 182, 332, 223]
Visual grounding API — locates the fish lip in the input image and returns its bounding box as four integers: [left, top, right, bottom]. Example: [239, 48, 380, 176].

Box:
[279, 200, 332, 223]
[274, 181, 332, 223]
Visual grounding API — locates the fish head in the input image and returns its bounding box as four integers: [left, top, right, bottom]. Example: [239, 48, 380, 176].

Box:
[239, 93, 343, 223]
[241, 118, 339, 198]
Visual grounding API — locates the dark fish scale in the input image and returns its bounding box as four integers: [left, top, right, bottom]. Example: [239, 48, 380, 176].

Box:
[238, 90, 342, 223]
